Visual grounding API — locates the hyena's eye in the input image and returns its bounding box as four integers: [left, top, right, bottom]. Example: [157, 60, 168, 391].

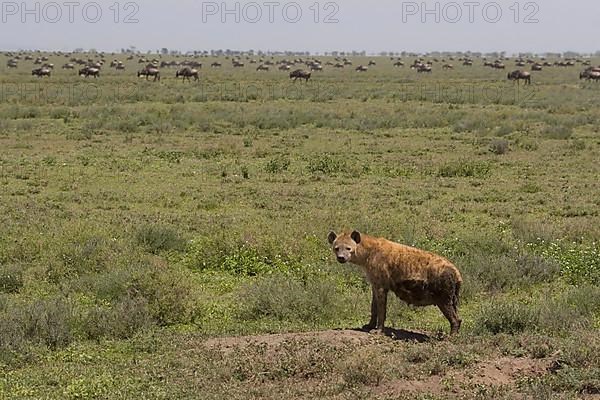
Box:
[346, 247, 351, 251]
[334, 247, 339, 251]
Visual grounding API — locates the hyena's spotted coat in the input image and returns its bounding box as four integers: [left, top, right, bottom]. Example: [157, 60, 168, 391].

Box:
[328, 230, 463, 335]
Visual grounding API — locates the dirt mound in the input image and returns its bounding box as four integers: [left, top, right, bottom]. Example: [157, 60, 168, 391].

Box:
[203, 329, 559, 398]
[378, 356, 549, 397]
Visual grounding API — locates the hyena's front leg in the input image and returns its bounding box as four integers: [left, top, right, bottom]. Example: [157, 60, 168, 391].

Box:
[374, 286, 388, 333]
[363, 287, 378, 331]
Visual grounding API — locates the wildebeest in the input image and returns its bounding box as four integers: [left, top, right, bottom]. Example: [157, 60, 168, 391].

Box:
[79, 66, 100, 78]
[442, 64, 453, 70]
[508, 70, 531, 84]
[328, 231, 463, 335]
[7, 59, 18, 68]
[309, 62, 323, 71]
[279, 64, 291, 71]
[289, 69, 311, 82]
[32, 67, 51, 77]
[417, 64, 432, 73]
[531, 64, 543, 71]
[62, 63, 75, 69]
[356, 65, 368, 72]
[138, 67, 161, 81]
[580, 69, 600, 81]
[211, 62, 222, 68]
[256, 64, 270, 71]
[175, 67, 199, 82]
[393, 61, 404, 67]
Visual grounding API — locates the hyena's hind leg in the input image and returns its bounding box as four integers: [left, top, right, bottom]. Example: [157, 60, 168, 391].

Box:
[437, 274, 462, 335]
[438, 302, 461, 335]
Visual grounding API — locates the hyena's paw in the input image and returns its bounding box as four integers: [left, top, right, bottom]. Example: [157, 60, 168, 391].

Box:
[368, 328, 386, 336]
[361, 323, 376, 332]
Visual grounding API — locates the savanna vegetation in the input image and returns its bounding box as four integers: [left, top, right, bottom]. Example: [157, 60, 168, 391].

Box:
[1, 52, 599, 399]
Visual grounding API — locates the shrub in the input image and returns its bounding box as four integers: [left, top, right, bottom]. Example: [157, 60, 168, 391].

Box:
[131, 266, 195, 326]
[340, 349, 385, 386]
[134, 224, 185, 255]
[306, 154, 346, 176]
[489, 138, 510, 155]
[237, 274, 342, 323]
[0, 265, 23, 294]
[569, 139, 586, 151]
[475, 300, 539, 334]
[495, 124, 514, 136]
[542, 125, 573, 139]
[49, 235, 110, 281]
[515, 254, 560, 284]
[530, 241, 600, 285]
[182, 237, 301, 276]
[264, 156, 290, 174]
[437, 160, 491, 178]
[82, 295, 153, 340]
[511, 218, 559, 245]
[17, 297, 73, 348]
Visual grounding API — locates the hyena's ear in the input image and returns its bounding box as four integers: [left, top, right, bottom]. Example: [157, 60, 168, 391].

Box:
[327, 231, 337, 245]
[351, 230, 361, 244]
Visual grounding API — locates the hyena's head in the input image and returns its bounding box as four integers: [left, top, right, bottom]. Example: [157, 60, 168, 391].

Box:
[328, 230, 361, 264]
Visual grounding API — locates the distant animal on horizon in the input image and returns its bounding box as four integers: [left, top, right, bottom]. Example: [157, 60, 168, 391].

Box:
[508, 70, 531, 85]
[289, 69, 311, 82]
[138, 67, 161, 81]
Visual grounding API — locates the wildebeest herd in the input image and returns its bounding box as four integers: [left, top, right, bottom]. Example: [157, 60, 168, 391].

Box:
[5, 51, 600, 86]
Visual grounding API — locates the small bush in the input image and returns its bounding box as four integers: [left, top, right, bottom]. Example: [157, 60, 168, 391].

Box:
[132, 267, 194, 326]
[515, 254, 560, 284]
[542, 125, 573, 140]
[50, 235, 110, 281]
[241, 165, 249, 179]
[438, 160, 491, 178]
[82, 295, 153, 340]
[238, 274, 342, 323]
[49, 107, 73, 121]
[134, 224, 185, 255]
[511, 218, 558, 244]
[0, 265, 23, 293]
[475, 300, 539, 334]
[495, 124, 514, 136]
[569, 139, 586, 151]
[183, 237, 301, 276]
[531, 241, 600, 285]
[341, 349, 385, 386]
[264, 156, 290, 174]
[306, 154, 346, 176]
[19, 297, 73, 348]
[489, 138, 510, 155]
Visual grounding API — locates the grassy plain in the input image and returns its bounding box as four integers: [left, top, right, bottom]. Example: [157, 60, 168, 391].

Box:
[1, 54, 600, 398]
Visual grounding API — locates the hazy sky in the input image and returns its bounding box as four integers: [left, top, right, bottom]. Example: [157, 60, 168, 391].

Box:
[1, 0, 599, 54]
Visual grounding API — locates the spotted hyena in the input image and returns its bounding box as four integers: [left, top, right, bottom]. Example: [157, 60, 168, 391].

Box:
[328, 230, 462, 335]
